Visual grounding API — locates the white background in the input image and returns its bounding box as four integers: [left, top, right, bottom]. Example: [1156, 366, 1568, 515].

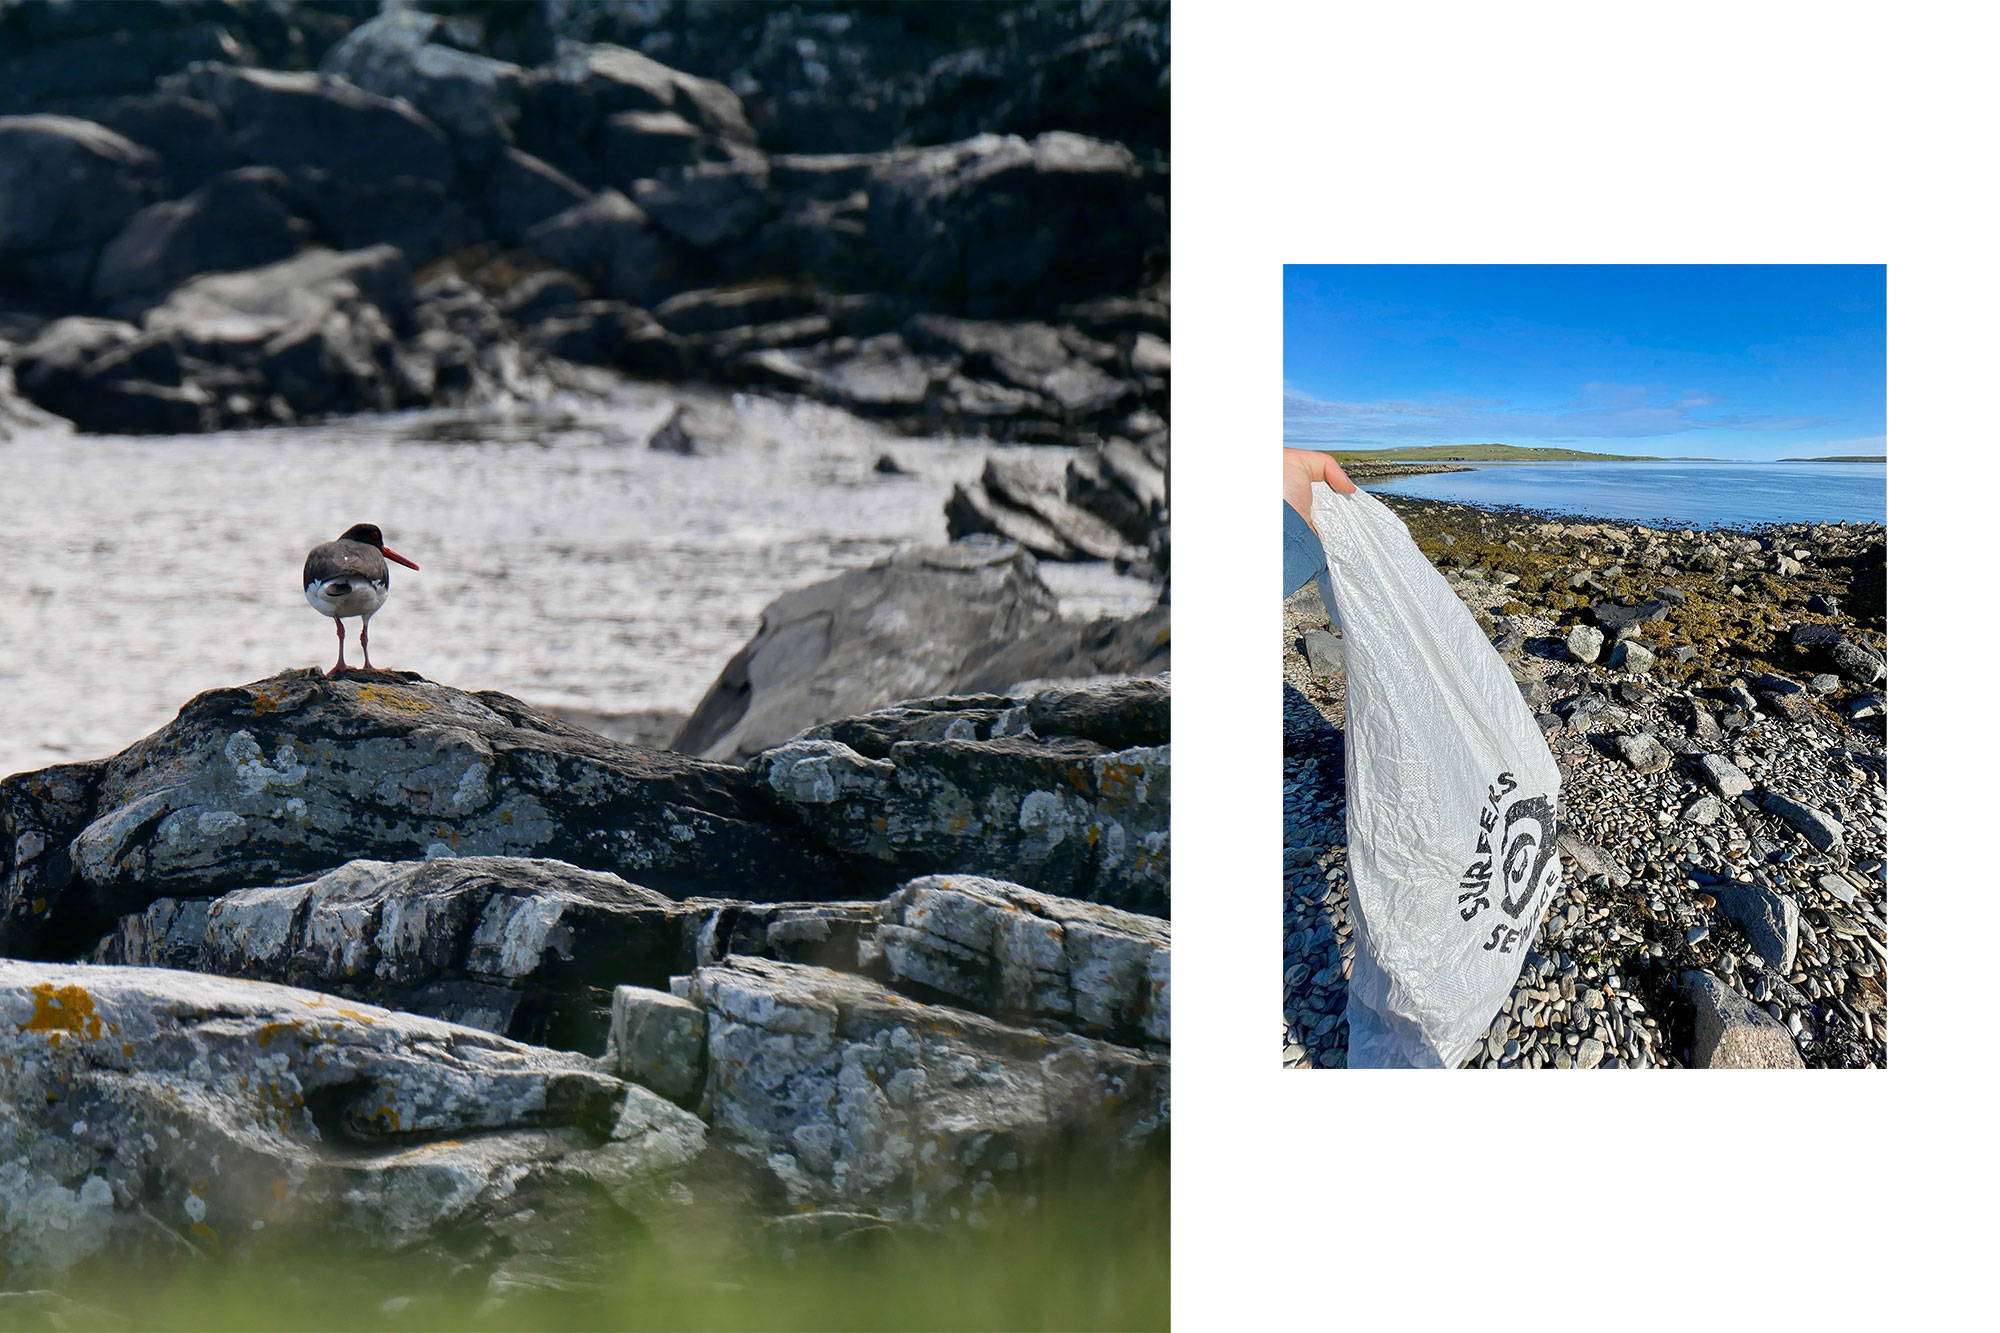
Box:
[1171, 2, 1991, 1326]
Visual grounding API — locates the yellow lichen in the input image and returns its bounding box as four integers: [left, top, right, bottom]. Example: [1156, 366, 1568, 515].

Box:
[19, 983, 102, 1044]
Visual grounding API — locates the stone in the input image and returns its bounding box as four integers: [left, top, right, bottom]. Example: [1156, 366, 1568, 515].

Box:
[523, 189, 669, 305]
[1557, 834, 1630, 887]
[85, 855, 871, 1053]
[0, 115, 165, 295]
[0, 960, 708, 1286]
[1565, 624, 1604, 664]
[1301, 630, 1345, 676]
[1612, 732, 1672, 775]
[1679, 969, 1805, 1068]
[1575, 1037, 1606, 1070]
[479, 147, 593, 244]
[866, 132, 1160, 313]
[608, 984, 708, 1103]
[321, 7, 526, 166]
[1712, 880, 1800, 973]
[1695, 753, 1753, 800]
[1761, 792, 1844, 851]
[673, 539, 1149, 762]
[677, 957, 1165, 1217]
[874, 874, 1168, 1043]
[0, 670, 850, 960]
[1590, 600, 1670, 633]
[1606, 639, 1656, 675]
[178, 64, 456, 187]
[630, 161, 772, 248]
[1684, 795, 1723, 826]
[92, 167, 313, 308]
[1808, 674, 1841, 695]
[752, 696, 1169, 917]
[1829, 638, 1885, 685]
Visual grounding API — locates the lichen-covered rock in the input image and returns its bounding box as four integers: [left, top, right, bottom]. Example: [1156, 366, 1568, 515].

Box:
[84, 856, 869, 1052]
[752, 712, 1169, 917]
[0, 961, 708, 1286]
[607, 983, 708, 1103]
[673, 956, 1166, 1218]
[873, 874, 1167, 1045]
[0, 671, 853, 960]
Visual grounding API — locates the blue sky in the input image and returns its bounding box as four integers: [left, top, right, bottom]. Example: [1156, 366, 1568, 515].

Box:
[1284, 265, 1885, 459]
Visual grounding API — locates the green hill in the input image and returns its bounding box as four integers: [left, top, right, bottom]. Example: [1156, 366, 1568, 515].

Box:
[1318, 443, 1706, 463]
[1780, 454, 1886, 462]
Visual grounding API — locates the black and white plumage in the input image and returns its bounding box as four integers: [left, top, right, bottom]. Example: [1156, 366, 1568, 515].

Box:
[303, 523, 419, 673]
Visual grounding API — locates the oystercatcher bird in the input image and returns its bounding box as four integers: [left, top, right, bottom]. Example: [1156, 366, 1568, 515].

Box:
[303, 523, 420, 673]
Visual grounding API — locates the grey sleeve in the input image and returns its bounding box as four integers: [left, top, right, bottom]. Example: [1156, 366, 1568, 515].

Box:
[1283, 502, 1323, 598]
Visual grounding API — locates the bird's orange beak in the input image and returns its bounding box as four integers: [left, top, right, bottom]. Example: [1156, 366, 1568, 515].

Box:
[382, 546, 420, 570]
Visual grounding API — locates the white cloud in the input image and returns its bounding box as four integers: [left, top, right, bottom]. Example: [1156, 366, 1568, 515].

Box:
[1283, 384, 1834, 446]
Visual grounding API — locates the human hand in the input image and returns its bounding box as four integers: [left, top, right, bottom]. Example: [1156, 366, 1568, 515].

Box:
[1283, 448, 1356, 530]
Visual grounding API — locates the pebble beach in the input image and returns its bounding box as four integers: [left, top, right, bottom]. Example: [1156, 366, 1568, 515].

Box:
[1283, 493, 1887, 1069]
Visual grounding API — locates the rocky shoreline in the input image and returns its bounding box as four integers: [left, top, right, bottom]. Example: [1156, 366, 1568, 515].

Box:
[0, 3, 1167, 450]
[1284, 494, 1885, 1069]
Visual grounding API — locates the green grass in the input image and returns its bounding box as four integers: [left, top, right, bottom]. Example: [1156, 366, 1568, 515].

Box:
[15, 1157, 1169, 1333]
[1318, 443, 1708, 463]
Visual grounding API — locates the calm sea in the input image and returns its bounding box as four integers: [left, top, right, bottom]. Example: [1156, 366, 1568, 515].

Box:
[0, 390, 1152, 777]
[1367, 460, 1886, 527]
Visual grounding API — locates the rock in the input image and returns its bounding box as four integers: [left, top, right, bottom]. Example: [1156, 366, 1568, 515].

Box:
[0, 960, 708, 1285]
[1711, 880, 1800, 973]
[1565, 624, 1604, 664]
[479, 147, 593, 244]
[1761, 792, 1844, 851]
[1694, 753, 1754, 800]
[1790, 623, 1845, 650]
[673, 540, 1060, 762]
[527, 299, 677, 376]
[321, 7, 525, 166]
[630, 160, 772, 248]
[1848, 693, 1884, 721]
[947, 455, 1142, 561]
[1829, 638, 1885, 685]
[1808, 674, 1841, 695]
[866, 133, 1162, 313]
[1589, 600, 1669, 633]
[653, 281, 824, 336]
[1612, 732, 1672, 774]
[496, 269, 589, 323]
[645, 398, 741, 454]
[178, 64, 455, 187]
[91, 93, 238, 194]
[136, 244, 417, 423]
[1679, 969, 1805, 1068]
[675, 956, 1165, 1217]
[523, 189, 669, 305]
[1575, 1036, 1606, 1070]
[874, 874, 1168, 1044]
[91, 167, 314, 308]
[1606, 639, 1655, 675]
[85, 855, 871, 1053]
[1301, 630, 1345, 676]
[1683, 794, 1723, 826]
[751, 701, 1168, 917]
[608, 984, 708, 1103]
[521, 42, 757, 177]
[0, 115, 165, 294]
[0, 670, 851, 960]
[1556, 833, 1631, 888]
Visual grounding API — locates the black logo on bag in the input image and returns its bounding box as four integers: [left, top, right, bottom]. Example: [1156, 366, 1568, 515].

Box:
[1455, 772, 1560, 955]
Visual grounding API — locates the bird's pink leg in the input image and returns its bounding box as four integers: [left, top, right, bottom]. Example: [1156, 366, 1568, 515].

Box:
[359, 617, 374, 671]
[331, 618, 349, 674]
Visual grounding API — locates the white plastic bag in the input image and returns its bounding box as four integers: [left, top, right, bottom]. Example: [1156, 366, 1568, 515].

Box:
[1309, 484, 1563, 1068]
